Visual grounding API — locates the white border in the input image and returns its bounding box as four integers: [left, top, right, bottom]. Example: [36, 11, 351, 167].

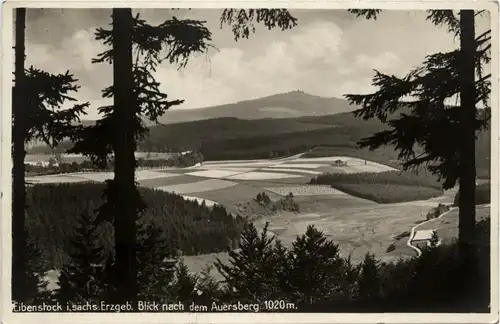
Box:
[1, 1, 499, 323]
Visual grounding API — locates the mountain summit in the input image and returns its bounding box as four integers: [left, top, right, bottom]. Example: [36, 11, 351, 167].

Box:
[153, 90, 358, 125]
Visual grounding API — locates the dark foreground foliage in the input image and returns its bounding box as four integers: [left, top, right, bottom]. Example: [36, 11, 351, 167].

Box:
[25, 183, 245, 270]
[310, 171, 444, 203]
[20, 215, 490, 313]
[28, 219, 490, 313]
[211, 220, 490, 312]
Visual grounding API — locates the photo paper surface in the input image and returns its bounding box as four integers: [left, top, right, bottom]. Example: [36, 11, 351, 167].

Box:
[1, 1, 498, 323]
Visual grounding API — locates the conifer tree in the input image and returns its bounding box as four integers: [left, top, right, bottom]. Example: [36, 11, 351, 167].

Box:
[12, 233, 51, 307]
[219, 9, 298, 41]
[55, 203, 110, 304]
[345, 10, 490, 273]
[12, 10, 28, 302]
[215, 222, 282, 303]
[170, 259, 199, 305]
[69, 9, 213, 305]
[12, 8, 88, 304]
[285, 226, 354, 306]
[358, 253, 381, 304]
[136, 222, 176, 303]
[196, 265, 224, 304]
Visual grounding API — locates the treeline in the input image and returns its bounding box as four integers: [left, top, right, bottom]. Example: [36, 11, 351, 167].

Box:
[25, 152, 203, 176]
[26, 115, 490, 178]
[25, 183, 245, 270]
[211, 220, 490, 312]
[25, 219, 490, 312]
[311, 171, 442, 189]
[137, 115, 394, 161]
[309, 171, 444, 204]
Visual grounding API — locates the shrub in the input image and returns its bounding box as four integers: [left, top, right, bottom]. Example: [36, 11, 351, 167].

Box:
[255, 192, 272, 206]
[393, 231, 411, 240]
[254, 191, 299, 213]
[426, 204, 451, 220]
[386, 244, 396, 253]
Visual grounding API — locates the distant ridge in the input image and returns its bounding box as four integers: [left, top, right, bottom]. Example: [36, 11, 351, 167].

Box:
[73, 90, 356, 126]
[155, 90, 357, 124]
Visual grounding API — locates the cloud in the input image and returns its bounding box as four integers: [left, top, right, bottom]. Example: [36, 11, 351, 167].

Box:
[23, 9, 491, 120]
[153, 20, 348, 112]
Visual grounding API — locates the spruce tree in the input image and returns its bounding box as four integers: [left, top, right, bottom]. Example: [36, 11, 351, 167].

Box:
[346, 9, 490, 277]
[70, 10, 214, 305]
[170, 260, 199, 305]
[357, 253, 381, 304]
[219, 9, 298, 41]
[196, 265, 223, 304]
[12, 9, 28, 302]
[12, 8, 88, 304]
[136, 222, 176, 303]
[215, 222, 282, 303]
[285, 226, 353, 306]
[55, 203, 110, 304]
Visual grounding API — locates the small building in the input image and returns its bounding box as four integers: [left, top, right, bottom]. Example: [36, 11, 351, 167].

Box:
[412, 229, 441, 248]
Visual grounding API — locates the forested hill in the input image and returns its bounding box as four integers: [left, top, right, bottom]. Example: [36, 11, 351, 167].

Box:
[26, 102, 491, 179]
[153, 90, 357, 124]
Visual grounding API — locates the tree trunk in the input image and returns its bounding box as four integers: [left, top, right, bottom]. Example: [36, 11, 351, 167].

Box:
[112, 8, 138, 306]
[458, 9, 477, 283]
[12, 7, 27, 302]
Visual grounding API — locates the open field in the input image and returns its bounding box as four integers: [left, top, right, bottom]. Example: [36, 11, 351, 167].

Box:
[253, 195, 456, 262]
[184, 184, 283, 209]
[26, 153, 473, 274]
[156, 179, 239, 195]
[261, 167, 323, 175]
[264, 185, 348, 196]
[415, 205, 490, 245]
[26, 174, 91, 184]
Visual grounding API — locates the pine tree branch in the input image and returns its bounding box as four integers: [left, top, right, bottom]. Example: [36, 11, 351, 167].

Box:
[220, 9, 298, 41]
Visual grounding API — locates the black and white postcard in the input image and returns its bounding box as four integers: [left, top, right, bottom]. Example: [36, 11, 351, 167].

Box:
[1, 1, 498, 323]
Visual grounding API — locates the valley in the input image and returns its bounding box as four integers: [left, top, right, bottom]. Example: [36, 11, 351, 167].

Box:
[26, 152, 485, 286]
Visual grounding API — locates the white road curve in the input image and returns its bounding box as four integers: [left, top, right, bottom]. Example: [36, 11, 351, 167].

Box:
[407, 204, 490, 257]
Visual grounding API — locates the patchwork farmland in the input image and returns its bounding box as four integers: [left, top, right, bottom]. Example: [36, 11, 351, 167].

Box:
[27, 152, 476, 280]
